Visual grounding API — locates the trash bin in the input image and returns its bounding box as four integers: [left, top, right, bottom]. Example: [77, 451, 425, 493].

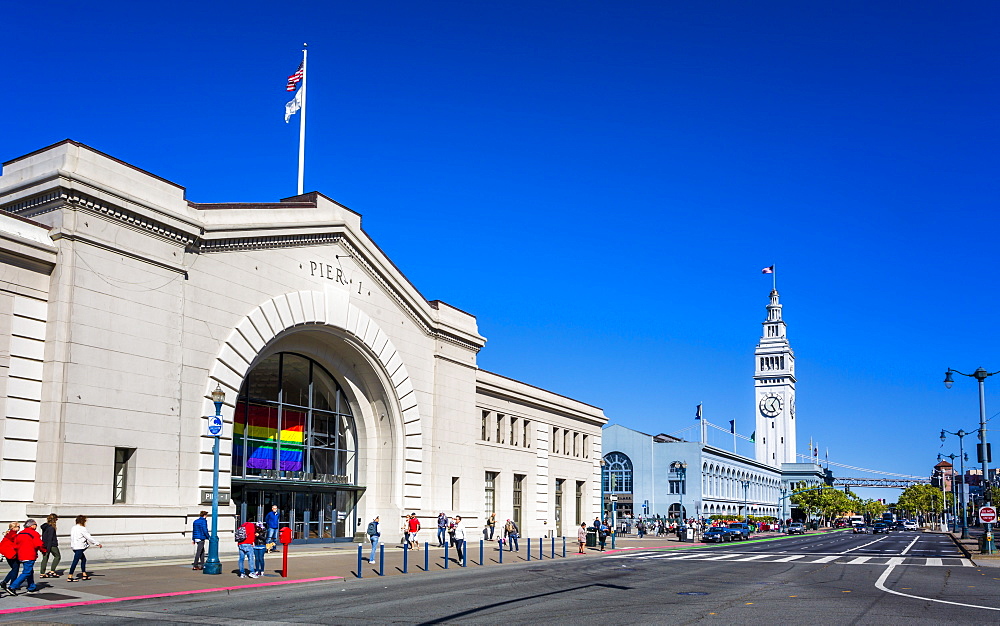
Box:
[810, 521, 819, 531]
[677, 526, 688, 542]
[586, 529, 597, 548]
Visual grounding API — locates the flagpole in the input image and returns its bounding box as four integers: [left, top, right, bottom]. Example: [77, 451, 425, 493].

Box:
[772, 263, 777, 291]
[297, 44, 308, 196]
[732, 419, 737, 453]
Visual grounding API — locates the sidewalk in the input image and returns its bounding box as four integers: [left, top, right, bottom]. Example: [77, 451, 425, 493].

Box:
[943, 527, 1000, 566]
[0, 532, 718, 616]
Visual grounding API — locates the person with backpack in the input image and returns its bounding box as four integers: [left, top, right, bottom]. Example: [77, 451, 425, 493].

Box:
[39, 514, 61, 578]
[236, 519, 255, 578]
[504, 519, 519, 552]
[0, 522, 20, 592]
[366, 516, 380, 564]
[251, 522, 267, 578]
[8, 519, 46, 594]
[597, 519, 609, 551]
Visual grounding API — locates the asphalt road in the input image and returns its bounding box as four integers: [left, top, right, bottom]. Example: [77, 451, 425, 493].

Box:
[5, 530, 1000, 624]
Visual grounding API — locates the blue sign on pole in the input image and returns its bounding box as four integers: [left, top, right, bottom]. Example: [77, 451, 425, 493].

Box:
[207, 415, 223, 437]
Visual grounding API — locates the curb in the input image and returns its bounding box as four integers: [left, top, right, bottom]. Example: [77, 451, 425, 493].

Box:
[0, 575, 345, 617]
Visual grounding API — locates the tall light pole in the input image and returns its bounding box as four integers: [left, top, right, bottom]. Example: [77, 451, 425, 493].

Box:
[600, 458, 606, 523]
[671, 461, 688, 537]
[942, 429, 971, 539]
[945, 367, 997, 553]
[938, 454, 958, 531]
[741, 480, 751, 524]
[203, 384, 225, 575]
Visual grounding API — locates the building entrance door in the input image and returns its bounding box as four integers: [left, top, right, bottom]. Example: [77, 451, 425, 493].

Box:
[235, 486, 359, 542]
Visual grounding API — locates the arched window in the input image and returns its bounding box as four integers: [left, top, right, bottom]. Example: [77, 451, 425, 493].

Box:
[233, 352, 358, 483]
[602, 451, 633, 494]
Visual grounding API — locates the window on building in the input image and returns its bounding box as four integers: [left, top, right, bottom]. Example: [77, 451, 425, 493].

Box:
[485, 471, 497, 516]
[552, 427, 559, 454]
[575, 480, 584, 525]
[511, 417, 518, 447]
[603, 451, 633, 493]
[555, 479, 564, 536]
[232, 352, 358, 483]
[564, 430, 570, 455]
[497, 414, 505, 444]
[582, 434, 589, 458]
[523, 421, 531, 448]
[573, 433, 579, 457]
[513, 474, 524, 527]
[452, 476, 460, 511]
[113, 447, 135, 504]
[669, 480, 685, 495]
[482, 410, 490, 441]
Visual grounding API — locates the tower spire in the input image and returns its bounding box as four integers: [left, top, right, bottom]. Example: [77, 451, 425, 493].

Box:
[754, 287, 797, 467]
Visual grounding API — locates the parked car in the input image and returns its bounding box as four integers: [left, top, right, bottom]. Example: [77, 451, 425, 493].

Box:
[787, 523, 805, 534]
[727, 523, 751, 540]
[702, 527, 733, 543]
[872, 522, 892, 534]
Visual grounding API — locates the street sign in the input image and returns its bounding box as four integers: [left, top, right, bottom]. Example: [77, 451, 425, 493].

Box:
[206, 414, 223, 437]
[200, 490, 230, 505]
[610, 495, 618, 502]
[980, 506, 997, 524]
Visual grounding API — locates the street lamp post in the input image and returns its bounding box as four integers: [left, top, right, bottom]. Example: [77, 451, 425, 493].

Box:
[203, 384, 225, 575]
[600, 458, 606, 523]
[945, 367, 998, 553]
[741, 480, 751, 524]
[942, 429, 971, 539]
[671, 461, 688, 539]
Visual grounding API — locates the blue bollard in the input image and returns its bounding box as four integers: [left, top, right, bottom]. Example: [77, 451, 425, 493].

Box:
[444, 540, 449, 569]
[424, 541, 429, 571]
[403, 543, 408, 574]
[480, 540, 484, 566]
[552, 536, 555, 558]
[527, 538, 531, 561]
[499, 541, 503, 563]
[562, 536, 566, 557]
[611, 531, 616, 549]
[357, 544, 363, 578]
[539, 538, 543, 559]
[379, 543, 385, 576]
[462, 542, 467, 567]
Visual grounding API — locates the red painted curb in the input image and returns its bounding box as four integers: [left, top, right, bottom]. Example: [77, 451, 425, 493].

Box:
[0, 575, 345, 616]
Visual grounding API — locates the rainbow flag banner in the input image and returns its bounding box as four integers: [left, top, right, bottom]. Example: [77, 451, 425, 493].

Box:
[235, 403, 306, 471]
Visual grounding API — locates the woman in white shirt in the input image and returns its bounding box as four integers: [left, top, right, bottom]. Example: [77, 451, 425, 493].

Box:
[68, 515, 101, 582]
[452, 516, 466, 563]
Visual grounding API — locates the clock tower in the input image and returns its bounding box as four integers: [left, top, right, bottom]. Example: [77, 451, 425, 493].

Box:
[754, 289, 796, 467]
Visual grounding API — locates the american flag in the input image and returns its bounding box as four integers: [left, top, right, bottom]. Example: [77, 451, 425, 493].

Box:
[286, 62, 304, 91]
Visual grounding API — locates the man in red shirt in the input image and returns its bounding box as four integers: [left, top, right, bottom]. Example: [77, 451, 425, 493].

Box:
[8, 519, 45, 594]
[406, 514, 421, 549]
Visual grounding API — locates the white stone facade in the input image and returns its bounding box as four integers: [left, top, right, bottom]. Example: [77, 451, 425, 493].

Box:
[0, 140, 605, 558]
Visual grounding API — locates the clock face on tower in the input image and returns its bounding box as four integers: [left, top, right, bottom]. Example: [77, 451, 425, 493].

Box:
[759, 394, 782, 418]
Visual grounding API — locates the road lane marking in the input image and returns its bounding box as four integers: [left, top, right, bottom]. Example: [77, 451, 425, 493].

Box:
[886, 557, 905, 566]
[733, 555, 771, 561]
[926, 558, 942, 566]
[900, 536, 920, 555]
[876, 564, 1000, 612]
[772, 555, 804, 562]
[847, 557, 872, 565]
[808, 556, 838, 563]
[841, 536, 887, 554]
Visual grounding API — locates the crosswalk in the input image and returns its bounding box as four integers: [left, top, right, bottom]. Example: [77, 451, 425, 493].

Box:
[611, 551, 971, 567]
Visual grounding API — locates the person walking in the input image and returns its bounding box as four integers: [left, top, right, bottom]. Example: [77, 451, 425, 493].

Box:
[577, 522, 588, 554]
[264, 504, 281, 552]
[452, 516, 466, 563]
[366, 516, 381, 564]
[437, 512, 448, 547]
[597, 520, 609, 551]
[9, 519, 45, 594]
[485, 513, 496, 541]
[406, 513, 421, 549]
[191, 511, 209, 570]
[39, 514, 61, 578]
[504, 519, 519, 552]
[251, 522, 267, 578]
[0, 522, 19, 592]
[236, 519, 255, 578]
[68, 516, 101, 582]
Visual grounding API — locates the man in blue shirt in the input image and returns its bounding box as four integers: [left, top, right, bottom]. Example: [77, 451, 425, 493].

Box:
[191, 511, 209, 570]
[264, 505, 280, 551]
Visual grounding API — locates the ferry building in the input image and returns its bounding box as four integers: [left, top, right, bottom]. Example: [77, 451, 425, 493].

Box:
[0, 140, 605, 557]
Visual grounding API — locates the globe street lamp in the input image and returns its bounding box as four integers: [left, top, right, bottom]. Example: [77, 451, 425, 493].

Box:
[600, 458, 607, 524]
[942, 429, 971, 539]
[944, 367, 998, 553]
[741, 480, 751, 524]
[937, 454, 958, 531]
[203, 384, 225, 575]
[671, 461, 687, 539]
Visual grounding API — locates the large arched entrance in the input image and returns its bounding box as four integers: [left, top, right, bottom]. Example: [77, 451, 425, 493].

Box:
[232, 351, 362, 541]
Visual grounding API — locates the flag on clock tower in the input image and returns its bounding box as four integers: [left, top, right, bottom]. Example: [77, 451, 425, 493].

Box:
[761, 265, 774, 274]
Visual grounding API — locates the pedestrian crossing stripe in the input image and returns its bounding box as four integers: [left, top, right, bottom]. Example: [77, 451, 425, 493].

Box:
[609, 552, 971, 567]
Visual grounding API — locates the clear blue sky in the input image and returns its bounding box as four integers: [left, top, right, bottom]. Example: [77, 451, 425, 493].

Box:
[4, 1, 999, 500]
